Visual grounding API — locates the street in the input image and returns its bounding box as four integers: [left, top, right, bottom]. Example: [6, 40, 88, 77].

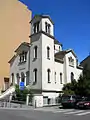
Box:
[0, 107, 90, 120]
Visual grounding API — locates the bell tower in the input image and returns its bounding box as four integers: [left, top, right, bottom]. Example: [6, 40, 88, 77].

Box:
[30, 15, 55, 92]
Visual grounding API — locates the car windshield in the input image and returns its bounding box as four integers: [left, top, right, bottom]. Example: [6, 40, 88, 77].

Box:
[82, 97, 90, 101]
[62, 96, 71, 100]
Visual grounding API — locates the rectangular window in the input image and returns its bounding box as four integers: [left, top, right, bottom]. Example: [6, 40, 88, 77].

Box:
[19, 51, 27, 63]
[68, 57, 74, 67]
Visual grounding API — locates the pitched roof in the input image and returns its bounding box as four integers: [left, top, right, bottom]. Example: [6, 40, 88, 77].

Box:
[54, 39, 62, 46]
[15, 42, 30, 52]
[9, 42, 30, 64]
[55, 49, 77, 59]
[8, 55, 16, 63]
[80, 55, 90, 65]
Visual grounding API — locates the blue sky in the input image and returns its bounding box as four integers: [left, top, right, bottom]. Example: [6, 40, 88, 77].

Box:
[20, 0, 90, 62]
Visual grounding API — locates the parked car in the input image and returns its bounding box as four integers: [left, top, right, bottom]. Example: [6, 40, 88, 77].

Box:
[76, 97, 90, 109]
[61, 95, 82, 108]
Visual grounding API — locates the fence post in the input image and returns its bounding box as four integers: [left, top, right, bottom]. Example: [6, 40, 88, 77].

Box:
[26, 94, 29, 106]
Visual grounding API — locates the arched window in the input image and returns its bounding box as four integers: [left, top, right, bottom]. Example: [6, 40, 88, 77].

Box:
[33, 68, 37, 84]
[71, 72, 74, 82]
[45, 22, 48, 33]
[34, 46, 37, 59]
[55, 72, 56, 84]
[21, 72, 25, 82]
[54, 45, 55, 50]
[47, 47, 50, 59]
[60, 73, 62, 84]
[47, 69, 51, 83]
[33, 21, 40, 33]
[16, 73, 20, 85]
[26, 71, 29, 86]
[59, 46, 61, 51]
[45, 22, 51, 34]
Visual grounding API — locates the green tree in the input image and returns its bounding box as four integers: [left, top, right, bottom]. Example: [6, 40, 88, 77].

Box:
[62, 80, 77, 95]
[15, 85, 33, 102]
[62, 65, 90, 96]
[76, 65, 90, 96]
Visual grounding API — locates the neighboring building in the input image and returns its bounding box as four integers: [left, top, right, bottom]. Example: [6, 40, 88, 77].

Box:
[0, 0, 32, 90]
[9, 15, 82, 106]
[80, 55, 90, 70]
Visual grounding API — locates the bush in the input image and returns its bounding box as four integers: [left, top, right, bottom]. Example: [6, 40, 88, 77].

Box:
[14, 85, 33, 102]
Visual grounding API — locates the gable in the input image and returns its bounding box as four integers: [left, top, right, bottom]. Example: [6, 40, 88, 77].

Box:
[15, 42, 30, 54]
[65, 51, 76, 60]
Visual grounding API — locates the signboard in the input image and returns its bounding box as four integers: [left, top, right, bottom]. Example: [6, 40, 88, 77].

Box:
[19, 82, 25, 90]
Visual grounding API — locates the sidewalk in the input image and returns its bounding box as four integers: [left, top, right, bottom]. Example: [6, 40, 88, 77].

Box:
[0, 102, 61, 111]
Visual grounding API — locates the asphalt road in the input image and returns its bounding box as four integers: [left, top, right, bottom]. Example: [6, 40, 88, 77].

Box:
[0, 107, 90, 120]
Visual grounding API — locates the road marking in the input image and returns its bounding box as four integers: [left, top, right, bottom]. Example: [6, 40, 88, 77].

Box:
[53, 109, 74, 113]
[34, 108, 74, 113]
[76, 111, 90, 116]
[65, 110, 85, 114]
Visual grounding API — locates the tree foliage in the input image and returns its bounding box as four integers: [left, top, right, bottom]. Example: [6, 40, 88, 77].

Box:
[62, 65, 90, 96]
[62, 79, 77, 95]
[14, 85, 33, 102]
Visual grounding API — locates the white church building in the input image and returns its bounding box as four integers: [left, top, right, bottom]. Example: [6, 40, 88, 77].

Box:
[9, 15, 83, 106]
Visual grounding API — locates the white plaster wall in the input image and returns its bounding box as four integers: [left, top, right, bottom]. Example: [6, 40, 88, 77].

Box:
[42, 34, 57, 91]
[65, 52, 82, 83]
[33, 95, 43, 107]
[42, 18, 54, 36]
[10, 50, 30, 85]
[30, 35, 42, 90]
[54, 44, 62, 53]
[42, 92, 59, 98]
[42, 92, 60, 105]
[54, 62, 64, 91]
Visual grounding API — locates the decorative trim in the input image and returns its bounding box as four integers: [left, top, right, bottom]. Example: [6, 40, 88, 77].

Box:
[30, 89, 61, 93]
[55, 58, 64, 64]
[69, 64, 74, 68]
[77, 66, 83, 70]
[32, 58, 37, 62]
[30, 31, 62, 46]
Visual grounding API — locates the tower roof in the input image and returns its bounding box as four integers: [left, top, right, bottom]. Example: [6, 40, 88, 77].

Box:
[30, 14, 54, 25]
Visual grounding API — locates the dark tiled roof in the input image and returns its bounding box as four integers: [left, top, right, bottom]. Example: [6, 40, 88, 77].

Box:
[8, 55, 16, 63]
[54, 39, 62, 46]
[30, 14, 54, 24]
[55, 49, 77, 58]
[15, 42, 30, 52]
